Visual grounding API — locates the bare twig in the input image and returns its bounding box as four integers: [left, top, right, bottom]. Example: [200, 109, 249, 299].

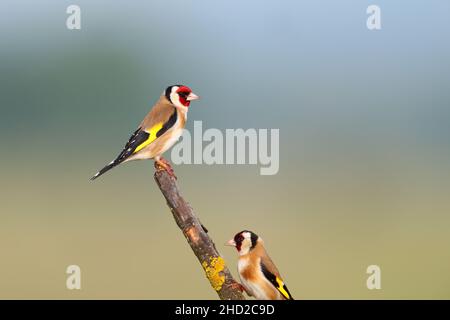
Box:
[154, 170, 245, 300]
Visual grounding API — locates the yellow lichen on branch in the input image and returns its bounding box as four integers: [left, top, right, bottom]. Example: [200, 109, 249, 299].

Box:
[202, 256, 226, 291]
[154, 170, 245, 299]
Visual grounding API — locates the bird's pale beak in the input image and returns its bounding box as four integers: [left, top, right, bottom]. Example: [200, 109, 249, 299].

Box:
[187, 92, 200, 101]
[225, 239, 236, 247]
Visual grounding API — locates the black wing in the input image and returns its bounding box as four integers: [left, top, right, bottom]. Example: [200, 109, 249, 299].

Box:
[260, 262, 294, 300]
[90, 128, 150, 180]
[90, 109, 178, 181]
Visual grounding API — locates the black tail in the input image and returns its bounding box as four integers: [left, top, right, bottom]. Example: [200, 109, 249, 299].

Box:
[90, 160, 121, 181]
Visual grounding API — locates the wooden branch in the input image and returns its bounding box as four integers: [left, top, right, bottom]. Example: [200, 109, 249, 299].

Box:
[154, 170, 245, 300]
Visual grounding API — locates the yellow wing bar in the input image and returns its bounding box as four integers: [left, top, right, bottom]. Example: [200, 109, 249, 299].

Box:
[275, 277, 292, 300]
[133, 122, 163, 153]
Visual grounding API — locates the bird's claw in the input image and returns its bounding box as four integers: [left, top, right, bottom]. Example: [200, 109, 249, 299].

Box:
[229, 281, 246, 293]
[155, 158, 177, 179]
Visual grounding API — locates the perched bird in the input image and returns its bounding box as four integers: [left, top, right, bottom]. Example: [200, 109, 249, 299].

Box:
[91, 84, 199, 180]
[226, 230, 294, 300]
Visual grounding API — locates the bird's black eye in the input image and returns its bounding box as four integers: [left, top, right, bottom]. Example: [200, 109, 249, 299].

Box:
[235, 234, 244, 245]
[178, 91, 189, 98]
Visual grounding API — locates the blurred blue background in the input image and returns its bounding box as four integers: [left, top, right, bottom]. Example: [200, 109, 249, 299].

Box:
[0, 0, 449, 299]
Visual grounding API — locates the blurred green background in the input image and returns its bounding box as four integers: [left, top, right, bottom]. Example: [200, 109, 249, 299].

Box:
[1, 0, 449, 299]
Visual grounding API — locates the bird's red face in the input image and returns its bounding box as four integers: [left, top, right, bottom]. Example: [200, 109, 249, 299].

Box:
[176, 86, 198, 107]
[226, 230, 259, 255]
[165, 84, 199, 108]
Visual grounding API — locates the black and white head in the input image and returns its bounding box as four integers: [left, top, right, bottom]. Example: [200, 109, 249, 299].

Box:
[227, 230, 260, 256]
[164, 84, 199, 109]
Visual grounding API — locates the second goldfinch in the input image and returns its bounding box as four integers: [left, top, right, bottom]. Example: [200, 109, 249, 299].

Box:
[227, 230, 294, 300]
[91, 84, 199, 180]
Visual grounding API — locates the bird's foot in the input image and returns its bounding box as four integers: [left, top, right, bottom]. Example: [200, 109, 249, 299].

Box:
[155, 157, 177, 179]
[229, 281, 246, 293]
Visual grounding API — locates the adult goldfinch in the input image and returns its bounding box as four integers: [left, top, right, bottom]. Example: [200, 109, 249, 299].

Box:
[226, 230, 294, 300]
[91, 84, 199, 180]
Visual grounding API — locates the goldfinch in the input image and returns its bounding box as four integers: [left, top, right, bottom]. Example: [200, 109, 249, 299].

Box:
[226, 230, 294, 300]
[91, 84, 199, 180]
